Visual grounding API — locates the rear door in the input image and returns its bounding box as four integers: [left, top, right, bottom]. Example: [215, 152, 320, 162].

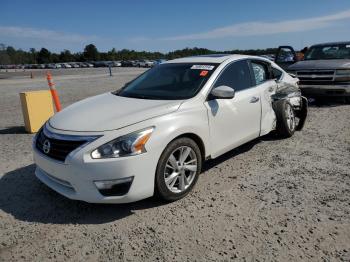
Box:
[275, 46, 297, 70]
[249, 60, 278, 136]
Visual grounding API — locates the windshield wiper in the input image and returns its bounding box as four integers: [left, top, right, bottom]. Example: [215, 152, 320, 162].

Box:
[117, 93, 162, 100]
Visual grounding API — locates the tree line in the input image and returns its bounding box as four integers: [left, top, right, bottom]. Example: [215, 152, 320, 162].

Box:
[0, 43, 278, 65]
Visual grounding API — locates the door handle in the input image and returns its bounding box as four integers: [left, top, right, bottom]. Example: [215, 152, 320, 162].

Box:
[250, 96, 260, 103]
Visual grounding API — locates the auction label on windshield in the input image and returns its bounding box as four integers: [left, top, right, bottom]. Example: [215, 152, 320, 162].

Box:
[191, 65, 215, 70]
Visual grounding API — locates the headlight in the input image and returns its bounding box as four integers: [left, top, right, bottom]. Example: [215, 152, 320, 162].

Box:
[336, 69, 350, 75]
[91, 127, 154, 159]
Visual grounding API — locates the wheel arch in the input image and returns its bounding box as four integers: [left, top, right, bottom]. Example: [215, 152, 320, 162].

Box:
[169, 133, 206, 162]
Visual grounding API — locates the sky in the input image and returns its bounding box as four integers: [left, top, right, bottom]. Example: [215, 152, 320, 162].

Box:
[1, 0, 350, 53]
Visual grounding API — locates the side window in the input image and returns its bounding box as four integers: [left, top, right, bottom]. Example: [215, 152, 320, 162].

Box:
[251, 62, 269, 85]
[214, 60, 252, 92]
[272, 67, 283, 80]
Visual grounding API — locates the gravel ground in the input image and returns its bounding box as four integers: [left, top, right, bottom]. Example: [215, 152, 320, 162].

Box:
[0, 68, 349, 261]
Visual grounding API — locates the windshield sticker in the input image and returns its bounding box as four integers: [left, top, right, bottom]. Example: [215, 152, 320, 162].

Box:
[200, 70, 209, 76]
[191, 65, 215, 70]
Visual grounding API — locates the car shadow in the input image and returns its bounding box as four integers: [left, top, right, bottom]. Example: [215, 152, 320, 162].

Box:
[0, 164, 165, 224]
[0, 126, 27, 134]
[203, 138, 259, 171]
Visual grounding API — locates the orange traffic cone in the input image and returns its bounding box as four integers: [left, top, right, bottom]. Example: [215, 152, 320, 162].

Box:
[46, 71, 62, 112]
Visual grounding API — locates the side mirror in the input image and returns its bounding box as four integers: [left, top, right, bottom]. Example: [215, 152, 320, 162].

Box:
[210, 85, 235, 99]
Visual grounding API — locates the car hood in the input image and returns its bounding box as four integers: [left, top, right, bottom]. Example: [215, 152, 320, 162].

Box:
[49, 92, 182, 132]
[288, 59, 350, 70]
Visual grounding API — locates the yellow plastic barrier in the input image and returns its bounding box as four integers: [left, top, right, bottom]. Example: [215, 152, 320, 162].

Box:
[20, 90, 55, 133]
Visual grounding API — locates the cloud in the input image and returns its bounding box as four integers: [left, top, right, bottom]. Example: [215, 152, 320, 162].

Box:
[161, 9, 350, 41]
[0, 26, 98, 43]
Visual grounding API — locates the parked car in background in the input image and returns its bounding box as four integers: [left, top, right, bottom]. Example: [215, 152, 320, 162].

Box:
[70, 63, 80, 68]
[33, 54, 307, 204]
[93, 61, 110, 67]
[78, 62, 87, 68]
[121, 60, 134, 67]
[136, 60, 154, 67]
[276, 42, 350, 101]
[45, 64, 54, 69]
[85, 62, 94, 68]
[61, 63, 72, 68]
[112, 61, 122, 67]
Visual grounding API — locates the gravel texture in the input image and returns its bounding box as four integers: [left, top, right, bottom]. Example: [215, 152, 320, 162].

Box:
[0, 68, 349, 261]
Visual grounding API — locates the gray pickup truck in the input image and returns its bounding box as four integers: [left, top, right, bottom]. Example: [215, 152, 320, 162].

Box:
[274, 42, 350, 102]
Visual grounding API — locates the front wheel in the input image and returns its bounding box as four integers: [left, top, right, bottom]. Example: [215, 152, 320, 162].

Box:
[155, 137, 202, 201]
[274, 100, 296, 138]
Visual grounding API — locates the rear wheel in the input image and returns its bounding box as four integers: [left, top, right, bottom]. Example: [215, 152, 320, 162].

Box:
[274, 100, 296, 138]
[155, 137, 202, 201]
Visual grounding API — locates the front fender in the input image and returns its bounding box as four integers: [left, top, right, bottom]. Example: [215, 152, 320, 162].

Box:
[149, 105, 211, 158]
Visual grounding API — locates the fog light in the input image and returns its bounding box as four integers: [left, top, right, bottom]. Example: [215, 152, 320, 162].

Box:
[94, 177, 133, 196]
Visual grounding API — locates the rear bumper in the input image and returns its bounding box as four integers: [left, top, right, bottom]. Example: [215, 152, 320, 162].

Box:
[299, 84, 350, 97]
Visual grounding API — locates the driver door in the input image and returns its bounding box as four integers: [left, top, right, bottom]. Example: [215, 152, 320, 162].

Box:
[204, 60, 261, 158]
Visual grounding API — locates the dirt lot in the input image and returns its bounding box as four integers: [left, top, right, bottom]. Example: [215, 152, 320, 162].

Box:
[0, 68, 349, 261]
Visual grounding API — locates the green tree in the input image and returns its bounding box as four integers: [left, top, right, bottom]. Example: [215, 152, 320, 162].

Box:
[59, 49, 74, 62]
[37, 48, 51, 64]
[0, 43, 11, 64]
[29, 48, 37, 64]
[108, 48, 118, 60]
[83, 44, 99, 61]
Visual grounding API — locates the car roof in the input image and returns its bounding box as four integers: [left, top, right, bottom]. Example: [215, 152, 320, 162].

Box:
[311, 41, 350, 47]
[165, 54, 253, 64]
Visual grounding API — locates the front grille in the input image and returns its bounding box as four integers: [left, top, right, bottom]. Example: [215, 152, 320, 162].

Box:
[297, 70, 334, 76]
[299, 81, 350, 86]
[36, 128, 87, 162]
[296, 70, 335, 83]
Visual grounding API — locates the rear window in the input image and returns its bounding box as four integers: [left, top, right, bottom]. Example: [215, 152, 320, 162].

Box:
[305, 43, 350, 60]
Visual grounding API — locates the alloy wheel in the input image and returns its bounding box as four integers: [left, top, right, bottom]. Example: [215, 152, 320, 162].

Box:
[164, 146, 197, 193]
[285, 104, 295, 131]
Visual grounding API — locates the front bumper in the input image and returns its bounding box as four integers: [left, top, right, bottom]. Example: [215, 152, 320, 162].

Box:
[299, 84, 350, 97]
[33, 142, 159, 204]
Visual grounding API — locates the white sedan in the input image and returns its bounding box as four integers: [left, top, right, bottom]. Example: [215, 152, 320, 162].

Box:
[33, 54, 307, 203]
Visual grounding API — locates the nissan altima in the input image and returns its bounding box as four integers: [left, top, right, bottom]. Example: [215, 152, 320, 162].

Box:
[33, 54, 307, 203]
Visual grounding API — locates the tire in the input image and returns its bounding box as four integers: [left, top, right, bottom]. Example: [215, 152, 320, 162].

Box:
[155, 137, 202, 201]
[274, 100, 296, 138]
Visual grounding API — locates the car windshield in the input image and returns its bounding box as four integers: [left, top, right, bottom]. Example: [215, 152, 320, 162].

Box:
[305, 43, 350, 60]
[115, 63, 218, 100]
